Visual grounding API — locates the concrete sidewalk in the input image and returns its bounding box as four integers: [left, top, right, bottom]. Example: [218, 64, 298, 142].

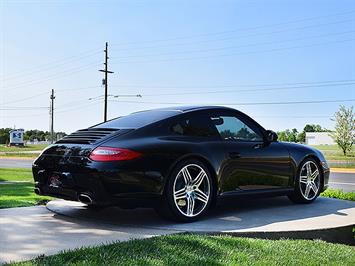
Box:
[1, 196, 355, 264]
[0, 206, 177, 264]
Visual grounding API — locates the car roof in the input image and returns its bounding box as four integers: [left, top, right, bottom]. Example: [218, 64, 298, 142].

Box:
[133, 105, 236, 114]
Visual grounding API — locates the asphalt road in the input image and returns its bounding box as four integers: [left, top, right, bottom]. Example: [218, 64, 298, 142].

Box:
[0, 158, 33, 168]
[0, 158, 354, 191]
[328, 172, 355, 192]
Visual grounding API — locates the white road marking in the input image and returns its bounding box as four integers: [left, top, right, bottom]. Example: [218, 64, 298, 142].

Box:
[329, 182, 355, 186]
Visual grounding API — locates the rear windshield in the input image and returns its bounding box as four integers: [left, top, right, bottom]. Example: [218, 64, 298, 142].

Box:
[93, 110, 180, 129]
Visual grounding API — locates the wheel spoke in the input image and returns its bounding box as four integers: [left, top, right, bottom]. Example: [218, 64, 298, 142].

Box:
[311, 169, 319, 181]
[195, 188, 209, 203]
[192, 170, 206, 187]
[182, 167, 192, 185]
[300, 176, 308, 184]
[306, 162, 312, 177]
[186, 195, 195, 216]
[174, 188, 186, 200]
[304, 183, 311, 198]
[310, 181, 318, 193]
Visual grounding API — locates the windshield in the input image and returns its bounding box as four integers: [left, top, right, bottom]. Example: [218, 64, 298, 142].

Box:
[93, 110, 180, 129]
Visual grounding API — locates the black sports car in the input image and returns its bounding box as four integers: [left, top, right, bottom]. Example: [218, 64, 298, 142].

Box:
[33, 106, 329, 222]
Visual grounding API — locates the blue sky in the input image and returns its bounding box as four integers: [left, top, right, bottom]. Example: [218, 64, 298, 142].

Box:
[0, 0, 354, 133]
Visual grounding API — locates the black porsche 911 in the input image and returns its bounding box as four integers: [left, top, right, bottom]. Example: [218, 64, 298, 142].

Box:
[33, 106, 329, 222]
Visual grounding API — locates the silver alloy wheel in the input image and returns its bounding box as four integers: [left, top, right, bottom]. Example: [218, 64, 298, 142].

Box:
[173, 164, 211, 217]
[299, 161, 320, 200]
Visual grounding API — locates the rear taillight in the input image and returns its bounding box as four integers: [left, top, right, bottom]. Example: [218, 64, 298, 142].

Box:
[89, 147, 142, 162]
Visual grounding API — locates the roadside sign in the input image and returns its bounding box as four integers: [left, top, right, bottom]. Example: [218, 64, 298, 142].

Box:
[9, 129, 25, 146]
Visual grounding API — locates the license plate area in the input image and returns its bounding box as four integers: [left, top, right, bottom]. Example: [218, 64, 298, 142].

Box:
[48, 174, 62, 188]
[47, 172, 75, 188]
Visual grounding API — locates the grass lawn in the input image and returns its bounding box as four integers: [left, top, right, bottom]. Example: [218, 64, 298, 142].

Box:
[0, 144, 48, 152]
[8, 234, 355, 266]
[0, 182, 51, 208]
[311, 144, 355, 161]
[0, 168, 33, 182]
[309, 145, 355, 168]
[0, 168, 51, 208]
[321, 188, 355, 201]
[0, 144, 47, 159]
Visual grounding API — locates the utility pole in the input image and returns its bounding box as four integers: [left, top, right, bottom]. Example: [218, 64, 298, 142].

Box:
[99, 42, 114, 122]
[50, 89, 55, 143]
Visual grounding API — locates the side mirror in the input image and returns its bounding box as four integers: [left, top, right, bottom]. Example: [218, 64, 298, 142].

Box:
[266, 130, 278, 142]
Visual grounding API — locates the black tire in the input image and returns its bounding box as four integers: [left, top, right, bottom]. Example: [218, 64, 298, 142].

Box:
[288, 158, 322, 204]
[155, 159, 214, 222]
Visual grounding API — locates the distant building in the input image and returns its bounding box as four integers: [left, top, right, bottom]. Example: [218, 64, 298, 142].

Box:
[305, 132, 335, 145]
[9, 129, 25, 146]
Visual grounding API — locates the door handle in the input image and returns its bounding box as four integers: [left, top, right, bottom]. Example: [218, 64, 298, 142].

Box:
[229, 152, 241, 159]
[253, 143, 263, 149]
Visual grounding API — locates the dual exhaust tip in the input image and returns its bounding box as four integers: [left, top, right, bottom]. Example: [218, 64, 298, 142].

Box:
[78, 193, 94, 205]
[34, 187, 93, 206]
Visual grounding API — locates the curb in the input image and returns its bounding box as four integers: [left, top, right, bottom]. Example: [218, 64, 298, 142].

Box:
[330, 168, 355, 173]
[202, 225, 355, 246]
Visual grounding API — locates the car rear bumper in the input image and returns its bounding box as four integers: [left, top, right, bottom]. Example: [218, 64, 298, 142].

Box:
[32, 159, 165, 207]
[33, 166, 112, 205]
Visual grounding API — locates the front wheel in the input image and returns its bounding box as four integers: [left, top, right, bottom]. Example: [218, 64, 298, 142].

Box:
[288, 158, 322, 203]
[156, 160, 213, 222]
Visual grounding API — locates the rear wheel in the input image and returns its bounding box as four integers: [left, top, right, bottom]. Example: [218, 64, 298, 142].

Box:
[288, 158, 322, 203]
[156, 160, 213, 222]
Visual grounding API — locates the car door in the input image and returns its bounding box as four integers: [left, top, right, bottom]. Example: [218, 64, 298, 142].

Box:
[209, 111, 292, 194]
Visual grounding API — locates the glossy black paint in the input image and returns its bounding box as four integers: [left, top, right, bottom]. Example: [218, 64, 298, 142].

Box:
[33, 106, 330, 207]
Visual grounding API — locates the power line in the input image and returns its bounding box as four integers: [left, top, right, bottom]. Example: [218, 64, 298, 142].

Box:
[0, 113, 48, 118]
[2, 92, 49, 105]
[110, 30, 355, 60]
[111, 38, 355, 64]
[57, 85, 100, 92]
[2, 80, 354, 107]
[0, 62, 101, 91]
[111, 79, 355, 89]
[2, 86, 100, 106]
[107, 98, 355, 106]
[0, 49, 101, 81]
[55, 100, 103, 114]
[111, 10, 355, 47]
[0, 107, 49, 110]
[137, 82, 355, 97]
[110, 18, 355, 52]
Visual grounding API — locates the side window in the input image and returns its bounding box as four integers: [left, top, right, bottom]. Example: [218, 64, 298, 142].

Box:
[171, 114, 218, 137]
[211, 116, 262, 141]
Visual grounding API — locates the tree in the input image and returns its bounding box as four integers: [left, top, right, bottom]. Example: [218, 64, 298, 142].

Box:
[0, 128, 12, 144]
[331, 105, 355, 156]
[0, 128, 67, 144]
[277, 128, 298, 142]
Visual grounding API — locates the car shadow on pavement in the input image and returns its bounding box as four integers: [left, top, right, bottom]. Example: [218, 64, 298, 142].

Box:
[46, 196, 355, 233]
